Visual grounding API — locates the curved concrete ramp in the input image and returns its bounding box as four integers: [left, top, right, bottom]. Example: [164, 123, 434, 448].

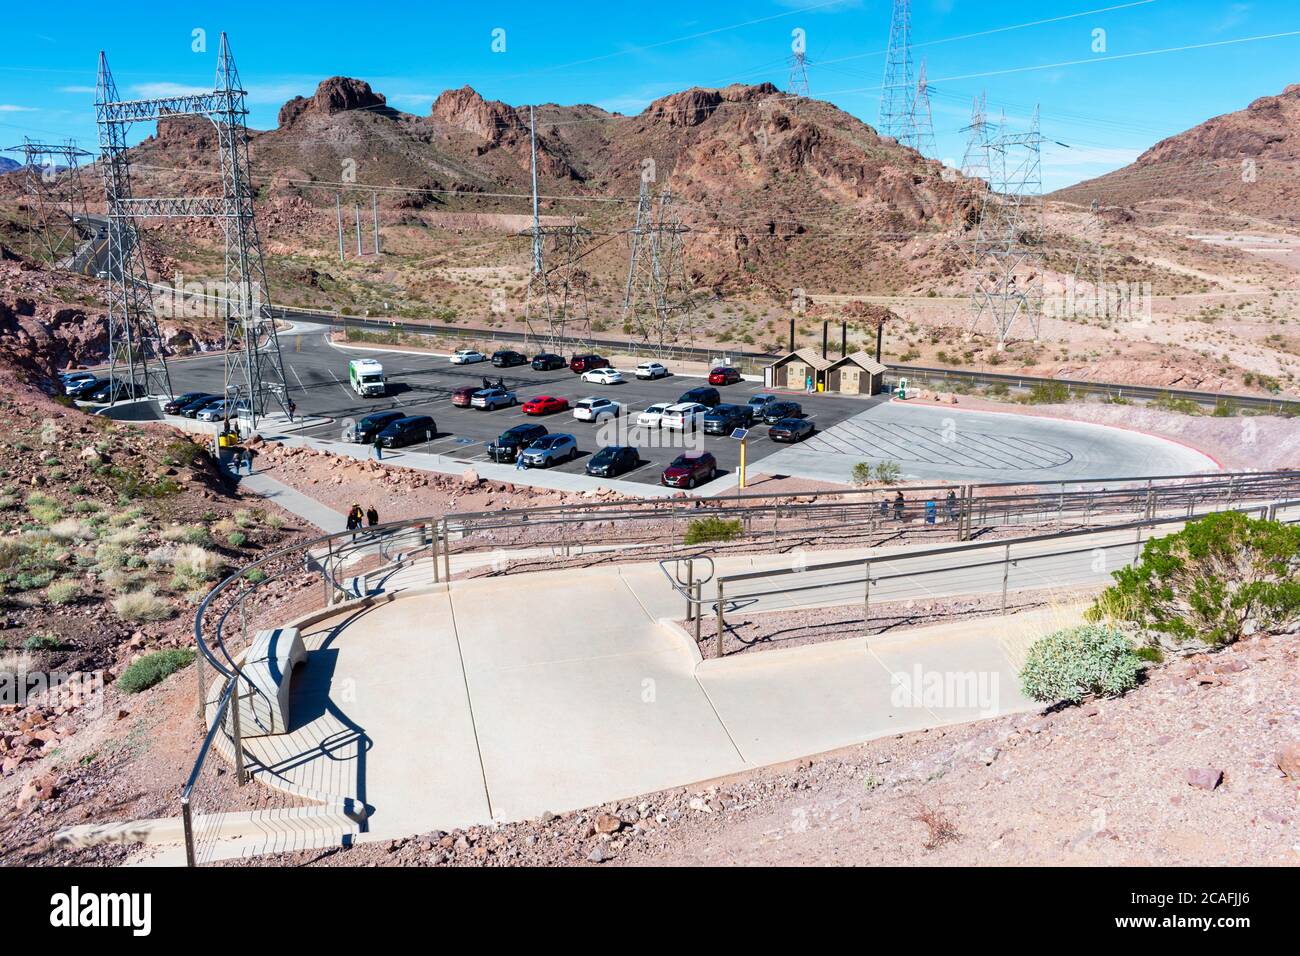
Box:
[242, 560, 1054, 842]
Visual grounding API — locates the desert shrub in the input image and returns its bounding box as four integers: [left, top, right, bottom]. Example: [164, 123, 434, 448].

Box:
[109, 508, 145, 528]
[165, 438, 204, 467]
[171, 544, 223, 584]
[1150, 393, 1201, 416]
[116, 648, 195, 694]
[112, 587, 175, 623]
[683, 516, 744, 545]
[264, 514, 285, 530]
[873, 461, 902, 485]
[71, 500, 100, 514]
[1019, 624, 1142, 704]
[23, 633, 62, 652]
[1016, 381, 1070, 405]
[26, 493, 62, 525]
[162, 524, 210, 545]
[850, 462, 874, 487]
[104, 524, 143, 547]
[49, 518, 94, 543]
[46, 580, 81, 605]
[1086, 512, 1300, 647]
[226, 531, 248, 548]
[233, 510, 257, 529]
[244, 568, 267, 584]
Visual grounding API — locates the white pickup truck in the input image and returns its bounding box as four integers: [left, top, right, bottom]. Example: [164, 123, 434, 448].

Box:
[349, 358, 386, 397]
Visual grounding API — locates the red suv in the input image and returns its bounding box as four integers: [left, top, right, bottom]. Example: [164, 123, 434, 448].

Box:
[661, 451, 718, 489]
[708, 366, 743, 386]
[450, 385, 479, 408]
[569, 354, 609, 374]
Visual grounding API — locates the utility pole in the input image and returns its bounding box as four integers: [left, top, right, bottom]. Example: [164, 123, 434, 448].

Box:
[529, 106, 542, 274]
[354, 203, 362, 256]
[372, 191, 380, 255]
[336, 193, 344, 262]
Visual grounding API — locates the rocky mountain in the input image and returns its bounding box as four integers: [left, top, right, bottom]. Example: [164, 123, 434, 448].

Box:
[120, 77, 980, 296]
[1052, 83, 1300, 222]
[0, 157, 20, 174]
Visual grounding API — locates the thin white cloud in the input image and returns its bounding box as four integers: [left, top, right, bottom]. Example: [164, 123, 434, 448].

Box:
[0, 104, 37, 112]
[59, 85, 97, 94]
[129, 82, 209, 98]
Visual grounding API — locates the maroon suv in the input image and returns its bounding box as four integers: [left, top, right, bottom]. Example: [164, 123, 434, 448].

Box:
[569, 354, 609, 374]
[450, 384, 479, 408]
[661, 451, 717, 489]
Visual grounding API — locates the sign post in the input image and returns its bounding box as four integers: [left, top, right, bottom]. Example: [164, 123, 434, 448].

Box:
[731, 427, 749, 489]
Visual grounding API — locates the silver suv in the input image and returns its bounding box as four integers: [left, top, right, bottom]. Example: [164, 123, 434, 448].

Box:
[519, 433, 578, 468]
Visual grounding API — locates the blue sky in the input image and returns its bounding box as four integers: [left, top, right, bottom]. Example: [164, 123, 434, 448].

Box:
[1, 0, 1297, 190]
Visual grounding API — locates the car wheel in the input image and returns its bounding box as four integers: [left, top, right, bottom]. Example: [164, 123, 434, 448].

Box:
[568, 448, 578, 462]
[686, 476, 696, 489]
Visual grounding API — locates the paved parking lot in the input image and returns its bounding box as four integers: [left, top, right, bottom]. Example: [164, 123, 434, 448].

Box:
[164, 325, 880, 488]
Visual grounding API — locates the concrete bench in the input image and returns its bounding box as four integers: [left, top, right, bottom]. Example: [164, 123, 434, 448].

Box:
[237, 627, 306, 737]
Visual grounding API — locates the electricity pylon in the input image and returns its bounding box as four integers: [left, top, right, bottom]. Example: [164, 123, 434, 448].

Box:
[2, 138, 92, 264]
[788, 49, 811, 98]
[878, 0, 916, 145]
[522, 219, 594, 350]
[95, 34, 288, 425]
[966, 106, 1046, 349]
[910, 59, 937, 158]
[622, 181, 699, 358]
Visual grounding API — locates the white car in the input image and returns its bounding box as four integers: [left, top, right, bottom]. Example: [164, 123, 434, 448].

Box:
[581, 367, 625, 385]
[637, 402, 673, 428]
[659, 402, 708, 431]
[635, 362, 669, 380]
[573, 397, 621, 422]
[450, 349, 486, 365]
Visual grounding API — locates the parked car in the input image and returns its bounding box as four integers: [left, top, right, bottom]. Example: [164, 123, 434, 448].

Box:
[376, 415, 436, 448]
[569, 354, 609, 374]
[450, 349, 487, 365]
[637, 402, 673, 428]
[661, 451, 718, 489]
[634, 361, 669, 380]
[531, 352, 567, 371]
[573, 397, 621, 422]
[522, 395, 569, 416]
[519, 433, 578, 468]
[62, 371, 99, 394]
[762, 400, 803, 425]
[181, 395, 224, 418]
[450, 384, 480, 408]
[195, 400, 229, 423]
[581, 367, 624, 385]
[586, 446, 639, 478]
[487, 423, 548, 463]
[677, 385, 721, 408]
[66, 376, 108, 399]
[87, 379, 147, 404]
[350, 410, 406, 444]
[708, 366, 743, 386]
[660, 402, 709, 431]
[769, 418, 816, 443]
[491, 349, 528, 368]
[747, 393, 780, 417]
[703, 403, 754, 435]
[470, 387, 518, 410]
[164, 391, 213, 415]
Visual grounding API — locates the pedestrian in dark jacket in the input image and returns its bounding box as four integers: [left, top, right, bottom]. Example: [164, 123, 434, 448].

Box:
[366, 506, 379, 528]
[346, 503, 363, 533]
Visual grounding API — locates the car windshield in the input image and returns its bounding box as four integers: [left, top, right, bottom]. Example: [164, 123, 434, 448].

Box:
[645, 404, 668, 414]
[592, 448, 615, 462]
[669, 455, 699, 468]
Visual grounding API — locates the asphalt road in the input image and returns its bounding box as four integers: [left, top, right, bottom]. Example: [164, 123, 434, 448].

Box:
[165, 324, 880, 487]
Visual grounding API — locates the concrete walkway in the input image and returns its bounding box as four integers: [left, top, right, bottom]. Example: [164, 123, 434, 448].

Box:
[234, 472, 347, 533]
[240, 551, 1072, 842]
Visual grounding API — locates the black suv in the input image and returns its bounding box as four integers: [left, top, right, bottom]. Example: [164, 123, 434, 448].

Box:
[677, 385, 721, 408]
[531, 352, 566, 371]
[488, 423, 548, 463]
[377, 415, 436, 449]
[762, 400, 802, 425]
[586, 445, 639, 478]
[353, 410, 406, 444]
[703, 403, 753, 435]
[164, 392, 213, 415]
[492, 350, 528, 368]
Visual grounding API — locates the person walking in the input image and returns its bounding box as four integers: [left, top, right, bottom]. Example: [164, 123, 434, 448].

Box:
[515, 448, 529, 471]
[925, 498, 937, 525]
[244, 447, 255, 475]
[366, 505, 379, 528]
[893, 490, 906, 522]
[879, 498, 889, 519]
[231, 448, 244, 475]
[346, 503, 364, 538]
[286, 398, 297, 422]
[946, 489, 958, 522]
[373, 432, 383, 461]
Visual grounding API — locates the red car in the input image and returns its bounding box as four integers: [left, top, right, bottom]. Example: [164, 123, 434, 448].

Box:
[450, 385, 479, 408]
[661, 451, 718, 489]
[522, 395, 570, 416]
[708, 366, 743, 386]
[569, 354, 609, 374]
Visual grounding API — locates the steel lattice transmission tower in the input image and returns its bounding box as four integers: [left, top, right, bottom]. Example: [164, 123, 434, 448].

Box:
[878, 0, 916, 145]
[966, 106, 1046, 349]
[910, 59, 937, 158]
[522, 219, 594, 350]
[95, 33, 287, 425]
[3, 138, 93, 264]
[788, 50, 811, 98]
[622, 181, 699, 358]
[959, 92, 990, 181]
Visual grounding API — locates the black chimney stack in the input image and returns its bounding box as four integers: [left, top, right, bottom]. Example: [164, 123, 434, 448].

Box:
[841, 321, 847, 357]
[821, 321, 828, 360]
[876, 323, 884, 364]
[788, 317, 795, 353]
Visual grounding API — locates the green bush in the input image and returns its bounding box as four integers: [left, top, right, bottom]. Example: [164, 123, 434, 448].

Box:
[1016, 381, 1070, 405]
[683, 516, 744, 545]
[850, 462, 874, 487]
[116, 648, 196, 694]
[1087, 512, 1300, 646]
[1019, 624, 1142, 704]
[23, 633, 62, 652]
[46, 580, 81, 605]
[873, 461, 902, 485]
